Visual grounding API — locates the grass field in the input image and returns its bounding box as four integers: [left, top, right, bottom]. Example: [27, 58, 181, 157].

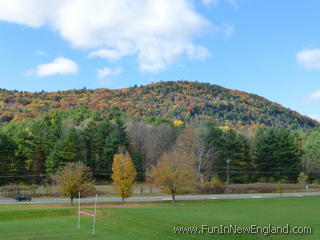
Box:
[0, 197, 318, 240]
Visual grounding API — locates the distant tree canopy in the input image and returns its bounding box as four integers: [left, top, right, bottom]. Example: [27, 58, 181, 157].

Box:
[0, 81, 317, 129]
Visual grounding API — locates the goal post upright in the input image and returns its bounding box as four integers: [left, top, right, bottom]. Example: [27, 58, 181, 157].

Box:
[77, 192, 81, 230]
[92, 194, 97, 235]
[77, 192, 98, 235]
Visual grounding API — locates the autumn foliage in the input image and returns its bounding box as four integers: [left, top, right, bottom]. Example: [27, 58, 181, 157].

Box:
[112, 152, 137, 203]
[150, 150, 197, 203]
[51, 162, 94, 204]
[0, 81, 317, 129]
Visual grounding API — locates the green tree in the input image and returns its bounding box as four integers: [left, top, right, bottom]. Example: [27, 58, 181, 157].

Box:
[205, 125, 251, 183]
[302, 127, 320, 179]
[102, 117, 129, 177]
[83, 111, 129, 180]
[253, 128, 301, 182]
[218, 129, 251, 183]
[0, 133, 17, 184]
[26, 120, 54, 176]
[46, 128, 83, 173]
[1, 121, 30, 182]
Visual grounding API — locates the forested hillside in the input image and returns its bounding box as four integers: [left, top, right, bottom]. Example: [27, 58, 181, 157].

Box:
[0, 81, 317, 129]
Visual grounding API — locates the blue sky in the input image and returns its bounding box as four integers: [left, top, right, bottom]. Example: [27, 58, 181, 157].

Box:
[0, 0, 320, 120]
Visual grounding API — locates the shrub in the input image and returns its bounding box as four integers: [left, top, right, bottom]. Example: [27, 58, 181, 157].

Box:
[312, 179, 320, 185]
[297, 172, 308, 185]
[268, 177, 277, 183]
[257, 177, 268, 183]
[197, 175, 225, 194]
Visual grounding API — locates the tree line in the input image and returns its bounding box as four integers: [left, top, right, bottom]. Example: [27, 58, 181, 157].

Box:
[0, 107, 320, 186]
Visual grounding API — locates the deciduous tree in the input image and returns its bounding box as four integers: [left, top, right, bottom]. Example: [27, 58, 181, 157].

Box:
[302, 127, 320, 179]
[51, 162, 93, 204]
[150, 150, 196, 203]
[112, 152, 137, 204]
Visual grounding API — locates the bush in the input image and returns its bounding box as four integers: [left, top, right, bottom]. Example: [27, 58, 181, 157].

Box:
[225, 183, 276, 194]
[0, 184, 60, 198]
[224, 183, 320, 194]
[312, 179, 320, 185]
[268, 177, 277, 183]
[197, 175, 225, 194]
[0, 184, 29, 198]
[257, 177, 268, 183]
[279, 177, 290, 184]
[297, 173, 308, 185]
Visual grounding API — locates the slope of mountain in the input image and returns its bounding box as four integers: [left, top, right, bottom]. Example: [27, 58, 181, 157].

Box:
[0, 81, 317, 129]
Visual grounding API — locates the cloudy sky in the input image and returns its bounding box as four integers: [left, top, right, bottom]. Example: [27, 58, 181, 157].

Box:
[0, 0, 320, 120]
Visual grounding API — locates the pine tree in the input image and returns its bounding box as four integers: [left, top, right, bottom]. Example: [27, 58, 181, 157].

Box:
[253, 128, 301, 182]
[45, 128, 83, 173]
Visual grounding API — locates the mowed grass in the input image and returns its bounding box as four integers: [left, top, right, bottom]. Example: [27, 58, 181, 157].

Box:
[0, 197, 319, 240]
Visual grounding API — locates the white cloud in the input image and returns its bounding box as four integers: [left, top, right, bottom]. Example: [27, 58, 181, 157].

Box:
[202, 0, 237, 7]
[296, 49, 320, 70]
[308, 90, 320, 101]
[28, 57, 79, 77]
[202, 0, 219, 6]
[89, 42, 136, 61]
[0, 0, 212, 73]
[97, 67, 122, 79]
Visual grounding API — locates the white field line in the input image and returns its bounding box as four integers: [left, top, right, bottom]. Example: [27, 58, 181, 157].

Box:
[162, 197, 172, 201]
[251, 196, 262, 199]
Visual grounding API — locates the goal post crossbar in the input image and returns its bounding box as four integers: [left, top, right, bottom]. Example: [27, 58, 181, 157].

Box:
[79, 211, 95, 217]
[77, 192, 98, 235]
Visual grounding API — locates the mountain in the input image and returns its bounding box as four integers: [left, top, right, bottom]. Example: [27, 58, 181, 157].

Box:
[0, 81, 317, 129]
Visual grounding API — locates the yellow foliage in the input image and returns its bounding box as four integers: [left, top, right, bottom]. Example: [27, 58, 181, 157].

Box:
[173, 120, 184, 127]
[219, 126, 231, 131]
[112, 152, 137, 203]
[51, 162, 94, 204]
[150, 150, 196, 203]
[175, 128, 199, 156]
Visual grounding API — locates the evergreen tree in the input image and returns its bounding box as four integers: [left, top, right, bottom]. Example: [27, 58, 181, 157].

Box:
[26, 119, 56, 176]
[46, 128, 83, 173]
[253, 127, 301, 182]
[0, 133, 16, 184]
[205, 125, 251, 183]
[219, 129, 251, 183]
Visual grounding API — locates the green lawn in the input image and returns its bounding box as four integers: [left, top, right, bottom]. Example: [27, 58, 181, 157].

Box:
[0, 197, 318, 240]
